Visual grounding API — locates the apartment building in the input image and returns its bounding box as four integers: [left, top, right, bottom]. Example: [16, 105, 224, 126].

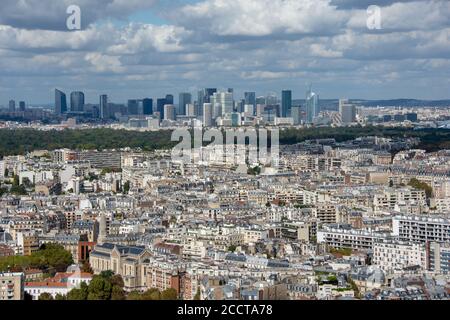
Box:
[427, 242, 450, 274]
[373, 188, 427, 212]
[393, 215, 450, 243]
[16, 231, 40, 256]
[373, 240, 427, 273]
[0, 272, 24, 300]
[317, 224, 390, 250]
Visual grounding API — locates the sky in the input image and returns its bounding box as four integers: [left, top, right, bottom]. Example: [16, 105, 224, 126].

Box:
[0, 0, 449, 105]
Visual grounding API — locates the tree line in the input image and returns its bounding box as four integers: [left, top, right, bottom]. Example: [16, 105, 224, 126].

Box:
[0, 127, 449, 157]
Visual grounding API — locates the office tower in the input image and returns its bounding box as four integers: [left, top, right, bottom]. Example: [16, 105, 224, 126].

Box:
[256, 96, 266, 105]
[8, 100, 15, 112]
[265, 93, 277, 106]
[406, 113, 418, 122]
[262, 107, 276, 123]
[394, 114, 406, 122]
[339, 99, 356, 124]
[186, 104, 196, 117]
[235, 99, 244, 113]
[244, 92, 256, 114]
[291, 106, 301, 125]
[244, 104, 255, 117]
[204, 89, 217, 102]
[70, 91, 85, 112]
[211, 91, 233, 116]
[383, 115, 392, 122]
[197, 91, 203, 116]
[305, 86, 319, 123]
[227, 88, 234, 94]
[142, 98, 153, 115]
[281, 90, 292, 117]
[99, 95, 108, 119]
[156, 98, 166, 118]
[198, 88, 217, 116]
[164, 104, 176, 121]
[212, 103, 222, 119]
[256, 104, 265, 117]
[19, 101, 26, 112]
[127, 99, 139, 115]
[178, 93, 192, 116]
[203, 103, 213, 127]
[165, 94, 174, 105]
[137, 100, 144, 115]
[231, 112, 240, 126]
[55, 89, 68, 115]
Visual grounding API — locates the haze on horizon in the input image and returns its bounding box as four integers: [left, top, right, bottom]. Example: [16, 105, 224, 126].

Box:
[0, 0, 449, 104]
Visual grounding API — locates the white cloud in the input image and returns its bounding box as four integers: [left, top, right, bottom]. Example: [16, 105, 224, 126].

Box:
[177, 0, 348, 37]
[0, 0, 450, 101]
[107, 24, 191, 54]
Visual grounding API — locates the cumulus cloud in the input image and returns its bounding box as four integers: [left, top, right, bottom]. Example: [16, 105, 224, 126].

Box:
[0, 0, 449, 101]
[107, 24, 192, 54]
[177, 0, 348, 37]
[0, 0, 157, 30]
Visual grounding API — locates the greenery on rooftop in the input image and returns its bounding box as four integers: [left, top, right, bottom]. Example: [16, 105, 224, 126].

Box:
[408, 178, 433, 198]
[329, 247, 353, 256]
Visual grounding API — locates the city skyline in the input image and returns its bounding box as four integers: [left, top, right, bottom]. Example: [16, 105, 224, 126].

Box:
[0, 0, 450, 104]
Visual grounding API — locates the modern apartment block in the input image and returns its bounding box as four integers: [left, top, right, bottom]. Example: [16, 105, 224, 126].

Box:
[0, 272, 24, 301]
[427, 242, 450, 274]
[393, 215, 450, 244]
[317, 224, 391, 250]
[373, 240, 427, 273]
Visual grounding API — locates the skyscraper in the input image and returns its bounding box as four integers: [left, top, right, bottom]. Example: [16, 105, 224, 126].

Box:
[100, 95, 108, 119]
[157, 98, 166, 118]
[256, 96, 266, 105]
[55, 89, 67, 115]
[19, 101, 26, 112]
[265, 93, 278, 106]
[198, 88, 217, 116]
[186, 104, 196, 117]
[203, 103, 213, 127]
[305, 86, 319, 123]
[281, 90, 292, 117]
[244, 92, 256, 110]
[127, 99, 139, 115]
[165, 94, 174, 105]
[70, 91, 85, 112]
[164, 104, 176, 121]
[211, 91, 233, 116]
[142, 98, 153, 115]
[231, 112, 240, 126]
[291, 106, 301, 125]
[178, 93, 192, 116]
[8, 100, 15, 112]
[339, 99, 356, 124]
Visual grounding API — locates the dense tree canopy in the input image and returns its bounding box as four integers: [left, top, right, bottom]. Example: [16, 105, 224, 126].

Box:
[66, 271, 125, 301]
[38, 292, 54, 300]
[0, 127, 449, 157]
[0, 243, 73, 273]
[0, 128, 175, 156]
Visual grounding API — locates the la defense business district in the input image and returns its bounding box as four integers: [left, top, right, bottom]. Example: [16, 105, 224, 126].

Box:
[1, 0, 450, 303]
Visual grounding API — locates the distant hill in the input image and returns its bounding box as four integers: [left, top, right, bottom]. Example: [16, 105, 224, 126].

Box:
[293, 99, 450, 110]
[352, 99, 450, 108]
